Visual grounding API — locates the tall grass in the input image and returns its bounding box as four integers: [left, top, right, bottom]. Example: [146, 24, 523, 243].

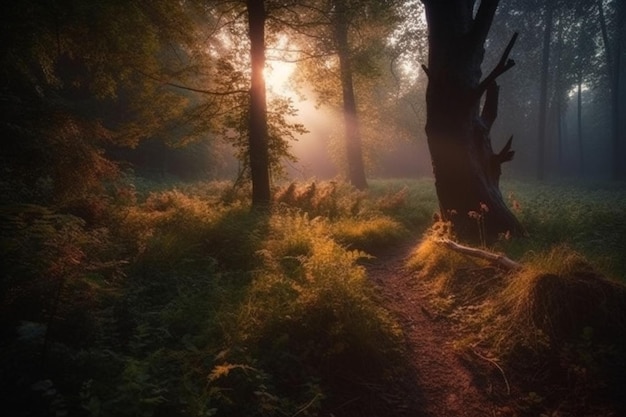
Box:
[405, 178, 626, 416]
[3, 175, 625, 416]
[500, 180, 626, 281]
[1, 178, 416, 417]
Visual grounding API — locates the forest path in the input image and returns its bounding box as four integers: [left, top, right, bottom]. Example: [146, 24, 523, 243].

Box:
[364, 239, 513, 417]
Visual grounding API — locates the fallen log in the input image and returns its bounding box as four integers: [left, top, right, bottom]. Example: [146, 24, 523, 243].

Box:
[436, 238, 522, 271]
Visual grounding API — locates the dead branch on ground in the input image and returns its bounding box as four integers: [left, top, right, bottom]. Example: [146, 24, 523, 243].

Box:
[436, 239, 522, 271]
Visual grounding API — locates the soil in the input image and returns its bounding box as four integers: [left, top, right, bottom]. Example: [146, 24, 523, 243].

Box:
[365, 239, 518, 417]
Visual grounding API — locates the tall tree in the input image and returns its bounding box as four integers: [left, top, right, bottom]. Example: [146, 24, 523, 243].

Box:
[421, 0, 523, 243]
[286, 0, 402, 189]
[536, 1, 554, 180]
[598, 0, 626, 180]
[331, 0, 368, 189]
[246, 0, 272, 206]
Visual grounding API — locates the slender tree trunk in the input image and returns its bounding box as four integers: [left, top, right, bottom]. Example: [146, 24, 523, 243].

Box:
[577, 75, 584, 174]
[597, 0, 624, 180]
[612, 1, 624, 180]
[333, 2, 367, 190]
[247, 0, 271, 207]
[537, 2, 553, 180]
[556, 99, 563, 174]
[554, 15, 564, 175]
[422, 0, 523, 244]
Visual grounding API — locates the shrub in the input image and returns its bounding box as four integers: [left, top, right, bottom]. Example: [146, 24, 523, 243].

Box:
[208, 212, 406, 416]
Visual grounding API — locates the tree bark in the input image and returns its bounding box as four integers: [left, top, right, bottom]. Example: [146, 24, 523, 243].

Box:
[333, 1, 368, 190]
[422, 0, 523, 244]
[247, 0, 271, 207]
[597, 0, 624, 180]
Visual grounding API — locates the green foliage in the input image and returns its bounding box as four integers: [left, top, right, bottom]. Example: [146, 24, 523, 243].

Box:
[214, 212, 405, 414]
[331, 216, 408, 251]
[1, 178, 416, 417]
[224, 95, 308, 186]
[4, 177, 626, 417]
[368, 178, 439, 230]
[0, 202, 126, 416]
[0, 204, 123, 340]
[274, 180, 417, 251]
[499, 180, 626, 280]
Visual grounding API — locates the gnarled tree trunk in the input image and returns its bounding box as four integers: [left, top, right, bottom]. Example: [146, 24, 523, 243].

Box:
[422, 0, 523, 243]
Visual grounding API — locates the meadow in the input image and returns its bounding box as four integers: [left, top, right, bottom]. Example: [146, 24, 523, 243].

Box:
[1, 177, 624, 416]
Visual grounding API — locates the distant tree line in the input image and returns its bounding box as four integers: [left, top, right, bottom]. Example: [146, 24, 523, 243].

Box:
[490, 0, 626, 180]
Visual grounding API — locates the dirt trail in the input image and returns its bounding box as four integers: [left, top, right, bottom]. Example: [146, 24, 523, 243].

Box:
[366, 240, 511, 417]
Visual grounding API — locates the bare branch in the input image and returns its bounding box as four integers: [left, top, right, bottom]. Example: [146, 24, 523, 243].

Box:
[472, 0, 500, 46]
[436, 238, 522, 271]
[476, 32, 518, 98]
[135, 69, 247, 96]
[496, 135, 515, 164]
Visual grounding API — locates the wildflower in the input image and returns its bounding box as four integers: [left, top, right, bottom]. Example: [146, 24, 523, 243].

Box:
[508, 193, 522, 212]
[480, 202, 489, 213]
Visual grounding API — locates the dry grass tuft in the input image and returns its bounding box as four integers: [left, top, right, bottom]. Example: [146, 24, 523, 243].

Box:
[491, 246, 626, 354]
[406, 223, 468, 275]
[408, 235, 626, 414]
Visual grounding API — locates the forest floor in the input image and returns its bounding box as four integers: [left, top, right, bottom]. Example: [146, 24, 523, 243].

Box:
[365, 239, 517, 417]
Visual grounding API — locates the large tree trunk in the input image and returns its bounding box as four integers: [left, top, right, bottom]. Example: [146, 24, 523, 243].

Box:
[333, 1, 368, 190]
[422, 0, 523, 244]
[247, 0, 271, 207]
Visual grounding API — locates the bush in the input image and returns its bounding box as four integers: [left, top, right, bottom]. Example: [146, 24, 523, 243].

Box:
[208, 212, 406, 416]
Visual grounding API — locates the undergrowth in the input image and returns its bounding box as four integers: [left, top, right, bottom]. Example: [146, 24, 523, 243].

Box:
[1, 178, 415, 417]
[499, 180, 626, 280]
[2, 176, 625, 417]
[408, 227, 626, 416]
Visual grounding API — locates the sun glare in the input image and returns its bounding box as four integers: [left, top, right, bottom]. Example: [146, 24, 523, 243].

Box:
[264, 60, 296, 96]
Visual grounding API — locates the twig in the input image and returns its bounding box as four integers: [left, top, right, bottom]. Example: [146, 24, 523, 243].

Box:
[292, 393, 323, 417]
[471, 349, 511, 396]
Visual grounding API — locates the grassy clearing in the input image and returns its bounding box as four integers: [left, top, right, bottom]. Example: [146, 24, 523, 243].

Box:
[500, 180, 626, 280]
